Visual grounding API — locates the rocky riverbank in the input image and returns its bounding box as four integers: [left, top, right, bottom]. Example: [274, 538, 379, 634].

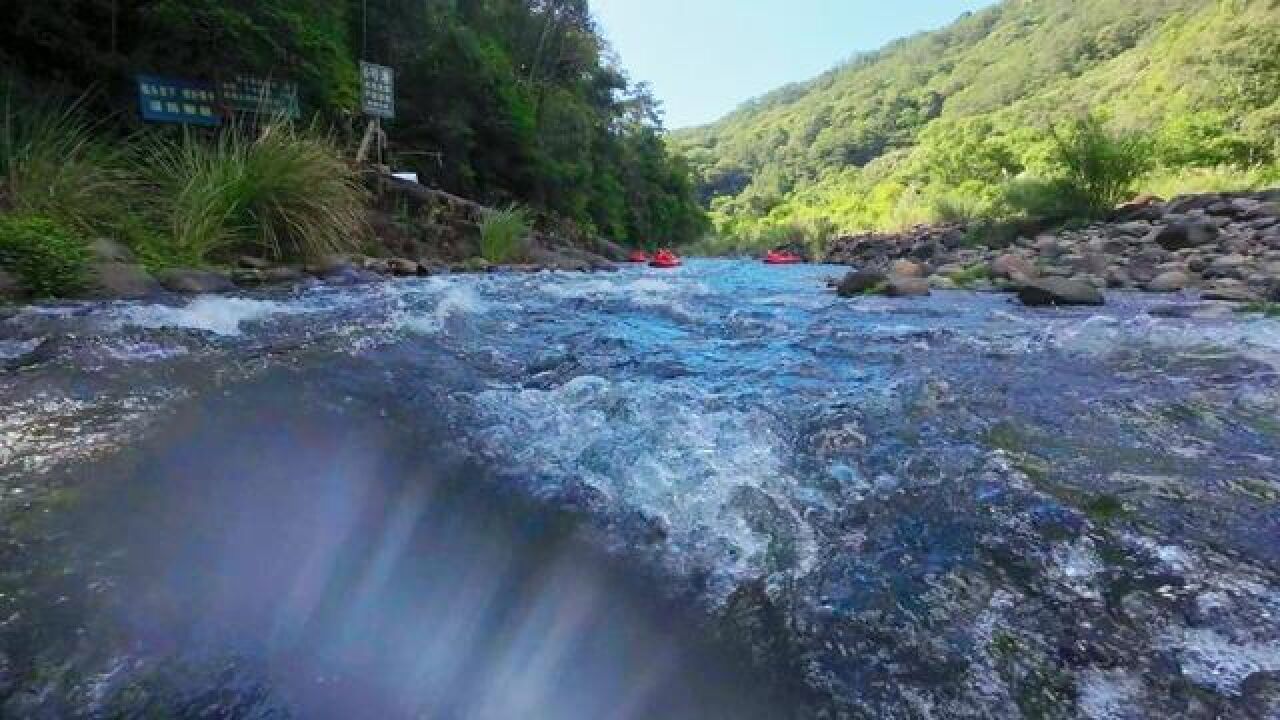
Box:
[827, 190, 1280, 307]
[0, 175, 623, 306]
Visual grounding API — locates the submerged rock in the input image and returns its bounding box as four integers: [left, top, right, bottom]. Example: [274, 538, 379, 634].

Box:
[158, 268, 236, 294]
[1017, 277, 1105, 306]
[837, 270, 887, 297]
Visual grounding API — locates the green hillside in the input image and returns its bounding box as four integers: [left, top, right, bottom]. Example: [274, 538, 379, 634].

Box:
[675, 0, 1280, 250]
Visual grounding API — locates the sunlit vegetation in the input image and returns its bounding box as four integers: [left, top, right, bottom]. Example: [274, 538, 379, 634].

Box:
[677, 0, 1280, 252]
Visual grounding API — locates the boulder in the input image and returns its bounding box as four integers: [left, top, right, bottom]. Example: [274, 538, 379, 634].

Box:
[89, 237, 136, 264]
[1146, 271, 1191, 293]
[157, 268, 235, 294]
[82, 262, 162, 299]
[1017, 277, 1105, 307]
[837, 270, 887, 298]
[231, 268, 266, 286]
[990, 253, 1037, 281]
[890, 259, 925, 278]
[884, 275, 931, 297]
[1147, 222, 1219, 251]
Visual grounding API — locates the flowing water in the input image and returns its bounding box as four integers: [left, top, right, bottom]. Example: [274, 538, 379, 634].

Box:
[1, 260, 1278, 718]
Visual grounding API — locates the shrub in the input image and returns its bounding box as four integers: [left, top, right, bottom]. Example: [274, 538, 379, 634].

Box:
[1046, 116, 1153, 216]
[0, 214, 90, 297]
[141, 120, 368, 265]
[0, 88, 129, 235]
[1002, 176, 1094, 223]
[478, 204, 530, 263]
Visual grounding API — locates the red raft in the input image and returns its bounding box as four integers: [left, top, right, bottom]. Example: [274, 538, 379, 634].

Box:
[649, 249, 682, 269]
[627, 250, 650, 263]
[764, 250, 803, 265]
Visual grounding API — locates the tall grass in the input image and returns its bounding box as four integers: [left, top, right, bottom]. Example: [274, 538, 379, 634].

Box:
[478, 204, 530, 263]
[0, 88, 128, 235]
[141, 120, 368, 265]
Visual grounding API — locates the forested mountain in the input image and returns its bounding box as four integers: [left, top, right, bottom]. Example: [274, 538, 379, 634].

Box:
[2, 0, 707, 246]
[676, 0, 1280, 247]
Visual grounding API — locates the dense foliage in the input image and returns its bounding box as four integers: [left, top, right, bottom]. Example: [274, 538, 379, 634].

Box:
[3, 0, 707, 247]
[677, 0, 1280, 251]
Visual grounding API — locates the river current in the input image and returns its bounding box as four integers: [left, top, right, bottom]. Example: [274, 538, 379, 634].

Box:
[1, 260, 1278, 718]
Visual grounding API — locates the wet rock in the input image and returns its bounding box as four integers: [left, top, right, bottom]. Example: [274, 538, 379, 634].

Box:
[1239, 671, 1280, 720]
[837, 270, 887, 297]
[890, 259, 925, 278]
[1147, 222, 1219, 251]
[1204, 254, 1251, 280]
[387, 258, 421, 276]
[1201, 280, 1259, 303]
[238, 256, 271, 270]
[157, 268, 236, 294]
[1147, 271, 1192, 293]
[0, 268, 22, 302]
[264, 266, 305, 284]
[83, 262, 162, 299]
[89, 237, 135, 264]
[1105, 266, 1132, 289]
[884, 275, 931, 297]
[231, 268, 266, 286]
[1017, 277, 1105, 307]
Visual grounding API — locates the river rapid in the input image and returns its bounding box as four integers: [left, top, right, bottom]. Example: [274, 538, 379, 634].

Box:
[1, 259, 1278, 718]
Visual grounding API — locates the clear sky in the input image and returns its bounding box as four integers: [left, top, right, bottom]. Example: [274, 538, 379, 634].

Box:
[591, 0, 998, 130]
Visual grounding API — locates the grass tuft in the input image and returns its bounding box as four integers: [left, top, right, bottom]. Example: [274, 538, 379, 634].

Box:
[478, 204, 531, 264]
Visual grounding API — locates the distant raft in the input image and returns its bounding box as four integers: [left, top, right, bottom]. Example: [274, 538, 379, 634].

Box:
[649, 249, 682, 268]
[764, 250, 803, 265]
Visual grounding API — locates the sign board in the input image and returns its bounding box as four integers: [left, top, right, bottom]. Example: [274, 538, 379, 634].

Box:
[137, 75, 221, 126]
[360, 61, 395, 119]
[219, 75, 300, 119]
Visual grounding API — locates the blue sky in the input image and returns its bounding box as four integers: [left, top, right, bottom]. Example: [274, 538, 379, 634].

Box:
[591, 0, 997, 129]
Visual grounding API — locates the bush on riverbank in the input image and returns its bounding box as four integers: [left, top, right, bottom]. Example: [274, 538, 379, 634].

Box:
[0, 215, 90, 297]
[478, 205, 531, 264]
[1, 89, 130, 236]
[140, 122, 368, 266]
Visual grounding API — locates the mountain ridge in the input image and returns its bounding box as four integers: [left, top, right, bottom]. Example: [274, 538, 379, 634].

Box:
[674, 0, 1280, 246]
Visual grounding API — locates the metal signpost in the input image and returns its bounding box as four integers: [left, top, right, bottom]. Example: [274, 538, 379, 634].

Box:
[358, 62, 395, 165]
[137, 75, 221, 126]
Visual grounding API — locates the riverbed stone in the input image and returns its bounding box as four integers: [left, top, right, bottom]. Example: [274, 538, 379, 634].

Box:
[990, 253, 1036, 281]
[1201, 279, 1259, 303]
[1017, 277, 1105, 306]
[890, 259, 925, 278]
[837, 270, 888, 297]
[157, 268, 236, 294]
[1146, 271, 1191, 293]
[1148, 222, 1219, 251]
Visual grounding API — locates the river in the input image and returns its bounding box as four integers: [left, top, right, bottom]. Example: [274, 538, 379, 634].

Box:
[1, 259, 1278, 718]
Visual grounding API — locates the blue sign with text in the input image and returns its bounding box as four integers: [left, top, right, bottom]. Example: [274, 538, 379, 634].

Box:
[137, 75, 221, 126]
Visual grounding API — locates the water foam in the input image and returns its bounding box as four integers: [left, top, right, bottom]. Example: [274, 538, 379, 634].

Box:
[118, 296, 293, 337]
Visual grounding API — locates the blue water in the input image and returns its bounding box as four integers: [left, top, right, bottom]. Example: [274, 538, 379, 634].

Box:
[3, 259, 1280, 717]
